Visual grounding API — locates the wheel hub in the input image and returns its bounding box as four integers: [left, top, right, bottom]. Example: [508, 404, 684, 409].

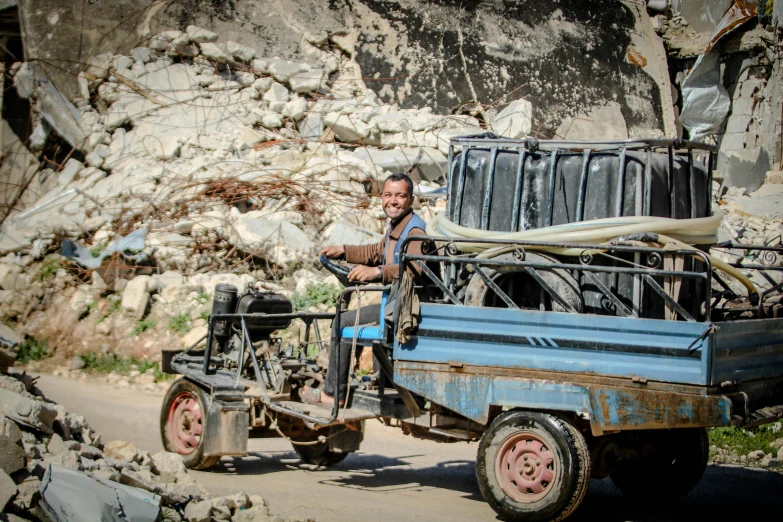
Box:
[496, 432, 556, 503]
[167, 392, 203, 455]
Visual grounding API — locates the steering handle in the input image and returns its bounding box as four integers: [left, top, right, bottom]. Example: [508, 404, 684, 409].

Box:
[319, 254, 354, 287]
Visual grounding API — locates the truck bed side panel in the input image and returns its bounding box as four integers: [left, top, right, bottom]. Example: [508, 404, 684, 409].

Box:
[396, 304, 711, 385]
[710, 318, 783, 386]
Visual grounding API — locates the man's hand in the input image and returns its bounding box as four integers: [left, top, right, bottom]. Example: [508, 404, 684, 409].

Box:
[348, 265, 382, 283]
[319, 245, 345, 259]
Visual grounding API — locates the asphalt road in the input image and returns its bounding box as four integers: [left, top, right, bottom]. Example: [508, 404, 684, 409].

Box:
[35, 374, 783, 522]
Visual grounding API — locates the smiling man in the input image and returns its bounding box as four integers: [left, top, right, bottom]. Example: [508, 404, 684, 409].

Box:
[301, 173, 428, 406]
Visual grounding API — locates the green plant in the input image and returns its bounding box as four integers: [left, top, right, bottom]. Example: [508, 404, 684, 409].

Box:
[195, 292, 211, 305]
[37, 257, 63, 281]
[89, 241, 108, 258]
[80, 353, 172, 382]
[108, 297, 122, 313]
[129, 318, 157, 337]
[291, 282, 340, 312]
[708, 425, 781, 456]
[168, 312, 192, 334]
[200, 309, 211, 323]
[16, 337, 49, 363]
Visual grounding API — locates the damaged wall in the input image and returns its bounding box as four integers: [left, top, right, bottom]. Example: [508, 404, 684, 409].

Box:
[19, 0, 674, 139]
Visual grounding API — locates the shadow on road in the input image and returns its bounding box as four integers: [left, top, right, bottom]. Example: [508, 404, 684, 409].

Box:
[574, 465, 783, 521]
[215, 452, 783, 521]
[214, 449, 484, 499]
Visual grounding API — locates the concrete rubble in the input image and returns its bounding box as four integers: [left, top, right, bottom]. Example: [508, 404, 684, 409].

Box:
[0, 339, 304, 521]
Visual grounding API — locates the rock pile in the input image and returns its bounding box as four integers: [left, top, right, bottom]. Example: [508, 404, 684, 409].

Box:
[0, 342, 304, 522]
[0, 25, 478, 272]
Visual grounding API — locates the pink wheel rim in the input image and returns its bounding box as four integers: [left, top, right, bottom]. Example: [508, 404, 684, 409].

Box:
[495, 431, 557, 503]
[167, 392, 203, 455]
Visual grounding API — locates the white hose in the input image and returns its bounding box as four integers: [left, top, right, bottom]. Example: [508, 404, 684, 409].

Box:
[426, 212, 757, 297]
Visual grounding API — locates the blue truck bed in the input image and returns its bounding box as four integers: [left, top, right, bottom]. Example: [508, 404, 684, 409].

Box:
[393, 303, 783, 434]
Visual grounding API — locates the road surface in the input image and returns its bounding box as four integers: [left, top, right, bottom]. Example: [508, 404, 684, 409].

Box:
[35, 374, 783, 522]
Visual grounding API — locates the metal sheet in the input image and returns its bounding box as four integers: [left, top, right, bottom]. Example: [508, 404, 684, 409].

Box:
[710, 318, 783, 385]
[394, 362, 732, 433]
[396, 303, 711, 385]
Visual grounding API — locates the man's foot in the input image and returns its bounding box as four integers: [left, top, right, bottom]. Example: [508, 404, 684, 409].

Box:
[299, 386, 344, 407]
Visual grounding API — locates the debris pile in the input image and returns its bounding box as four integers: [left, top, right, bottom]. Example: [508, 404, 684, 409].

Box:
[0, 336, 302, 521]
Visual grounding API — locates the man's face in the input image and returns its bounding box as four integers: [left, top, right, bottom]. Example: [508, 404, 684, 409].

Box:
[381, 180, 413, 221]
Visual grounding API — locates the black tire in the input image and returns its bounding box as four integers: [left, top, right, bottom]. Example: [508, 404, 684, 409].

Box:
[610, 428, 708, 500]
[293, 442, 351, 467]
[160, 377, 220, 470]
[291, 424, 363, 467]
[464, 252, 583, 312]
[477, 411, 591, 522]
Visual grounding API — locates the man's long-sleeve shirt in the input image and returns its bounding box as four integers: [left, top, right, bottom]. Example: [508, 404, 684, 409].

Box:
[344, 211, 426, 284]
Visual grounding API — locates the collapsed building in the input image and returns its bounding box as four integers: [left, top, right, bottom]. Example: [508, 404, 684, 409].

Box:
[0, 1, 777, 367]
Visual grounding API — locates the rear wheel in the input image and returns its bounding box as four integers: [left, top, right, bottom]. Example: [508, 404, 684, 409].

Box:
[610, 428, 708, 500]
[160, 378, 220, 470]
[477, 411, 590, 522]
[291, 423, 363, 467]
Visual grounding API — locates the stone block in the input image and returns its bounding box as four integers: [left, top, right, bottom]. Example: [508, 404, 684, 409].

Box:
[283, 97, 307, 121]
[731, 97, 755, 117]
[0, 264, 22, 291]
[299, 114, 323, 139]
[324, 112, 373, 142]
[720, 147, 772, 193]
[267, 60, 303, 83]
[121, 278, 151, 321]
[252, 77, 273, 93]
[262, 82, 289, 103]
[186, 25, 218, 43]
[0, 417, 25, 474]
[11, 473, 40, 511]
[288, 69, 323, 93]
[231, 505, 271, 522]
[720, 132, 746, 151]
[492, 98, 533, 138]
[0, 389, 57, 433]
[103, 440, 145, 463]
[229, 217, 313, 266]
[724, 112, 752, 133]
[181, 327, 208, 349]
[151, 451, 187, 476]
[227, 41, 256, 62]
[184, 499, 213, 522]
[0, 469, 17, 511]
[199, 43, 230, 63]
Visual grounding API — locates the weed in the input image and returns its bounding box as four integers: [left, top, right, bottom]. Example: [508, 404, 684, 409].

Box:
[129, 318, 157, 337]
[708, 425, 781, 456]
[80, 353, 172, 382]
[109, 297, 122, 313]
[292, 282, 339, 312]
[16, 337, 49, 363]
[89, 241, 107, 258]
[168, 313, 192, 334]
[195, 292, 211, 305]
[200, 309, 211, 323]
[37, 257, 63, 281]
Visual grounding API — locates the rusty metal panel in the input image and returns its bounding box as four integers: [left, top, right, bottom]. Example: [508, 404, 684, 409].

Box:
[588, 387, 731, 434]
[203, 399, 249, 457]
[395, 361, 732, 433]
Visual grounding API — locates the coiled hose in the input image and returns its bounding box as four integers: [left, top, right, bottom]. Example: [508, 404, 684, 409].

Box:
[426, 212, 757, 298]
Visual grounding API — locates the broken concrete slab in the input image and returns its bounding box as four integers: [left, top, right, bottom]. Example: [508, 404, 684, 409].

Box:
[120, 278, 151, 322]
[40, 464, 160, 522]
[352, 147, 447, 182]
[0, 389, 57, 433]
[492, 99, 532, 139]
[186, 25, 218, 43]
[556, 102, 629, 140]
[184, 499, 213, 522]
[0, 468, 16, 512]
[230, 215, 314, 266]
[0, 416, 26, 474]
[720, 147, 772, 193]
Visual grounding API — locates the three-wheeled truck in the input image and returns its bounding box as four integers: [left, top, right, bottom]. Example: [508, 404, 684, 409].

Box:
[160, 137, 783, 522]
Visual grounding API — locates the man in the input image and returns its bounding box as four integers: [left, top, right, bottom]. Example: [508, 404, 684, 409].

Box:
[300, 172, 427, 406]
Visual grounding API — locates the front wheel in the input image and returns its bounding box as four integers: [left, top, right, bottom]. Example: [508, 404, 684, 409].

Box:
[610, 428, 708, 500]
[477, 411, 590, 522]
[160, 378, 220, 470]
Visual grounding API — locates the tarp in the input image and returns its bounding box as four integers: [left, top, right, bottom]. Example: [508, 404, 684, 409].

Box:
[39, 464, 160, 522]
[60, 228, 147, 269]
